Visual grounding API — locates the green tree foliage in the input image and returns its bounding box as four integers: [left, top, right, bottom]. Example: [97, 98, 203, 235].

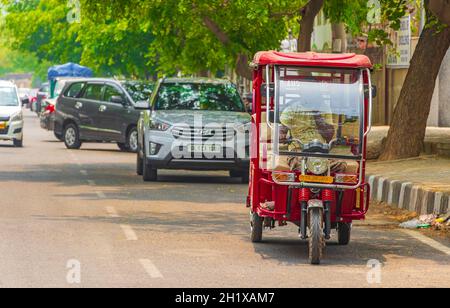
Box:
[81, 0, 307, 78]
[0, 0, 413, 80]
[323, 0, 409, 45]
[0, 0, 155, 79]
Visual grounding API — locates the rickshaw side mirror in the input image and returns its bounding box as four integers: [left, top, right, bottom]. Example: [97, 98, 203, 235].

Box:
[268, 110, 280, 124]
[261, 83, 275, 98]
[364, 85, 377, 99]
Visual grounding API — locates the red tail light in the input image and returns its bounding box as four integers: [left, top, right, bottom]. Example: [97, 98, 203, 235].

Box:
[45, 104, 55, 113]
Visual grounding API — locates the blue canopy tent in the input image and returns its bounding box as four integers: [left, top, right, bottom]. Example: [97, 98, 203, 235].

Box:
[47, 63, 93, 98]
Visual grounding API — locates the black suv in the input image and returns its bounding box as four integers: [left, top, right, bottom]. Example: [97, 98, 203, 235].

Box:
[54, 79, 153, 152]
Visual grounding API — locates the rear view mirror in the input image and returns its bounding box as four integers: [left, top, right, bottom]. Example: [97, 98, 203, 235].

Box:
[371, 86, 377, 99]
[134, 100, 150, 110]
[111, 96, 125, 105]
[364, 85, 377, 99]
[261, 83, 275, 98]
[21, 97, 30, 106]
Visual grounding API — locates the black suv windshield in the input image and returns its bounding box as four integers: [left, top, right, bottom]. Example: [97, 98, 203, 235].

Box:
[122, 82, 154, 102]
[155, 83, 245, 112]
[0, 87, 19, 106]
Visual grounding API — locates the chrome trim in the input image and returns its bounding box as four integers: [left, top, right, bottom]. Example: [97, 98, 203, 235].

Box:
[364, 68, 373, 137]
[265, 65, 273, 129]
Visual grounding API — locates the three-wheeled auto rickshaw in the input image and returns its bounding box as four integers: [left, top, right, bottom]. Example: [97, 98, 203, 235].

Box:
[247, 51, 374, 265]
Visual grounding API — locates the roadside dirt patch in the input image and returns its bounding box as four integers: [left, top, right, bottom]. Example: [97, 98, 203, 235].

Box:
[368, 202, 450, 240]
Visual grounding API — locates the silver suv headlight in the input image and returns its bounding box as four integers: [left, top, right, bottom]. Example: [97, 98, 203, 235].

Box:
[10, 112, 23, 122]
[150, 119, 171, 131]
[306, 158, 329, 175]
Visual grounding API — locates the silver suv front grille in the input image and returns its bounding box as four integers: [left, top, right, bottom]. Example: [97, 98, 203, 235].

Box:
[172, 126, 236, 141]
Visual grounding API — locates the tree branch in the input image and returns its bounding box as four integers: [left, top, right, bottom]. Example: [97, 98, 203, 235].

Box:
[202, 16, 231, 46]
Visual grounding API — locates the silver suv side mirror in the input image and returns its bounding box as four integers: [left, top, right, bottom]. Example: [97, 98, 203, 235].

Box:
[135, 101, 150, 110]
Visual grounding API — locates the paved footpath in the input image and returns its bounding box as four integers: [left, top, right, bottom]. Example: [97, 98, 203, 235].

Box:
[367, 156, 450, 215]
[0, 111, 448, 288]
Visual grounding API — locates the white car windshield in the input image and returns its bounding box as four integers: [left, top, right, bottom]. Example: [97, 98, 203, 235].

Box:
[0, 87, 19, 107]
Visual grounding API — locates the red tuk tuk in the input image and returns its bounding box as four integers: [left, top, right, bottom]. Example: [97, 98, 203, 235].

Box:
[247, 51, 374, 264]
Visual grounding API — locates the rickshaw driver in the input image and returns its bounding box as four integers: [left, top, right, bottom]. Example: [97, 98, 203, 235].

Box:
[278, 99, 348, 173]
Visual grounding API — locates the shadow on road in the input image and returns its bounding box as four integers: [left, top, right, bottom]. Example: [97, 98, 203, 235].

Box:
[252, 227, 450, 266]
[0, 163, 247, 204]
[0, 144, 15, 148]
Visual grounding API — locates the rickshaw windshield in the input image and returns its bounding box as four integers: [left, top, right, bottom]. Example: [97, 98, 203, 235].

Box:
[274, 67, 363, 158]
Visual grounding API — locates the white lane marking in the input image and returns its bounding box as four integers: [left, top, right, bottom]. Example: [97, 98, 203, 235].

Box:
[80, 170, 88, 176]
[96, 191, 106, 199]
[106, 206, 119, 218]
[140, 259, 163, 279]
[402, 230, 450, 256]
[120, 225, 138, 241]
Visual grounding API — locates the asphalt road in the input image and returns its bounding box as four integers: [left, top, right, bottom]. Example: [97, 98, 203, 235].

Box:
[0, 110, 449, 288]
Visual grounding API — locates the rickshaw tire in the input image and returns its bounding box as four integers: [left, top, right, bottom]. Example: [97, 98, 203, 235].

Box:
[337, 223, 352, 246]
[309, 208, 325, 265]
[250, 212, 263, 243]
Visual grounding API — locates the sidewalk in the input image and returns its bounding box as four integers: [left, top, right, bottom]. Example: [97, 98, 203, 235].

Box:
[367, 126, 450, 159]
[366, 156, 450, 215]
[365, 126, 450, 216]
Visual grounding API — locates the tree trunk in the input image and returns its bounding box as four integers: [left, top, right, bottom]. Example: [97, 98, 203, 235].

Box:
[380, 11, 450, 161]
[297, 0, 324, 52]
[331, 23, 347, 53]
[429, 0, 450, 25]
[235, 54, 252, 80]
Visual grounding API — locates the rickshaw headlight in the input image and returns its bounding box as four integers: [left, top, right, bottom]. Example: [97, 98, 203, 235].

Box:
[306, 158, 329, 175]
[272, 172, 296, 183]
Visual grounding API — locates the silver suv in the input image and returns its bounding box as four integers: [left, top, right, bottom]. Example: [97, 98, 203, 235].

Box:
[136, 78, 251, 182]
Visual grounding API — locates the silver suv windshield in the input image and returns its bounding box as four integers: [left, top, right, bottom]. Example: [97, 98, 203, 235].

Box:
[0, 87, 19, 107]
[155, 83, 245, 112]
[122, 81, 154, 102]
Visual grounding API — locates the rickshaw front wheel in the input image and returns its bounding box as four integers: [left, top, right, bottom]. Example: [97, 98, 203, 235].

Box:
[308, 208, 325, 265]
[337, 223, 352, 246]
[250, 212, 263, 243]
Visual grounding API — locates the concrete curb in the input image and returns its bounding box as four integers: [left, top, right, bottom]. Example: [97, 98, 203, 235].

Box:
[366, 175, 449, 215]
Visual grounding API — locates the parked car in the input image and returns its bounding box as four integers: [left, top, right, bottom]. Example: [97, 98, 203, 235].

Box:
[54, 79, 154, 152]
[18, 88, 33, 108]
[40, 78, 84, 136]
[136, 78, 251, 182]
[33, 83, 49, 114]
[0, 81, 25, 147]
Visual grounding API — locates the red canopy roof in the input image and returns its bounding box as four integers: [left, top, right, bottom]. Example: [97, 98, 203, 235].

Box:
[253, 51, 372, 69]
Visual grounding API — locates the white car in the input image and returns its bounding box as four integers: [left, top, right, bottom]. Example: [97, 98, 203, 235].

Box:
[0, 81, 24, 147]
